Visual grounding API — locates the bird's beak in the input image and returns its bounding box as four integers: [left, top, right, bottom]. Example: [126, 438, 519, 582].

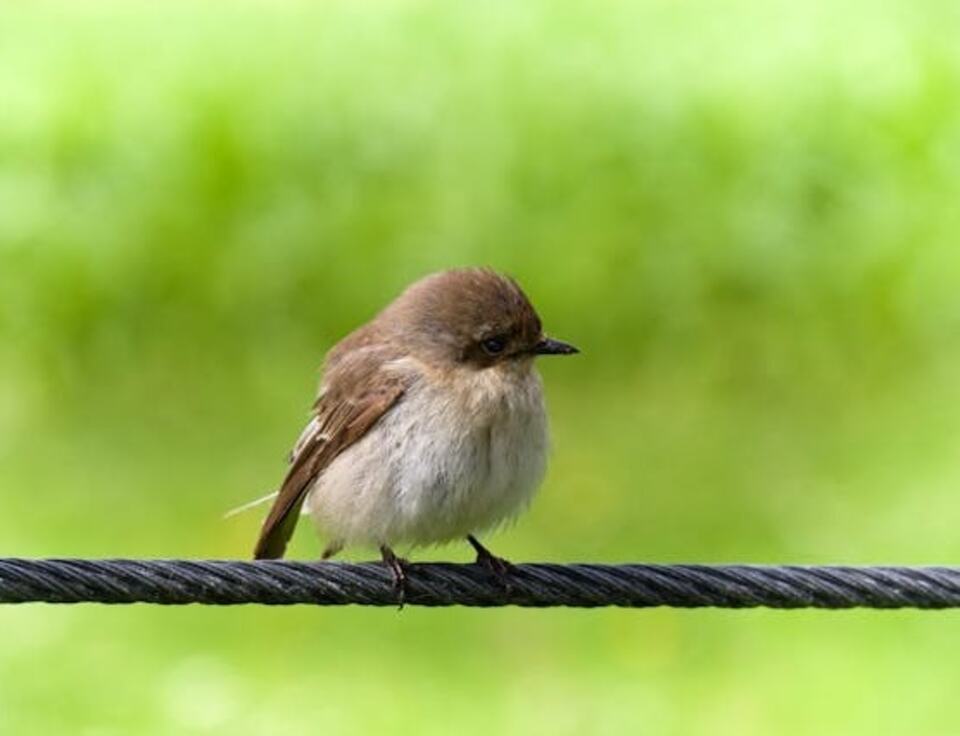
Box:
[534, 337, 580, 356]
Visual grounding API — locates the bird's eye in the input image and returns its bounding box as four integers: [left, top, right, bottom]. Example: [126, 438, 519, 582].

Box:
[481, 336, 507, 356]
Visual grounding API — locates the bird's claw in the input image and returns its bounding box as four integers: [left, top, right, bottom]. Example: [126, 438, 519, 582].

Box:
[379, 545, 409, 609]
[467, 535, 515, 593]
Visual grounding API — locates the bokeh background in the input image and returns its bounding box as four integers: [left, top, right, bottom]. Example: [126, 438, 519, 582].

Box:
[3, 1, 960, 733]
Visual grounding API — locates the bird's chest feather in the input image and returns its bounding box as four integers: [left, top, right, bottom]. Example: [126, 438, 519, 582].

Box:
[308, 363, 549, 545]
[391, 365, 549, 537]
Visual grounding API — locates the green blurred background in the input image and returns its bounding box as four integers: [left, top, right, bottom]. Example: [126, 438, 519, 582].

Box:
[3, 0, 960, 733]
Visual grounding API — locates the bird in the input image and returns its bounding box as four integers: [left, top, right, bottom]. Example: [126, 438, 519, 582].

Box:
[252, 267, 578, 598]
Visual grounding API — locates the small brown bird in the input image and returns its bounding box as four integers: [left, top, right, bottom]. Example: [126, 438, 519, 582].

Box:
[252, 268, 578, 594]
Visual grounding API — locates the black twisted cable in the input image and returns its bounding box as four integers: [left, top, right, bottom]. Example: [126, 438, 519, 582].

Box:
[1, 559, 960, 608]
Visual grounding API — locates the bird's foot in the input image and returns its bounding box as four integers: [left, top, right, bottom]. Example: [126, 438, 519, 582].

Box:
[379, 545, 409, 609]
[467, 535, 515, 593]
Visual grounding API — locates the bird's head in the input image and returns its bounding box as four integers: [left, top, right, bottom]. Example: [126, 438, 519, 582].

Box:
[382, 268, 579, 370]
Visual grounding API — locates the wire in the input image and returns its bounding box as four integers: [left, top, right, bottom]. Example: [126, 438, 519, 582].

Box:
[1, 559, 959, 608]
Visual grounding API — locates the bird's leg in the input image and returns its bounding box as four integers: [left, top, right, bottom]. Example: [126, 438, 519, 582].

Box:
[379, 544, 409, 608]
[321, 540, 344, 560]
[467, 535, 515, 590]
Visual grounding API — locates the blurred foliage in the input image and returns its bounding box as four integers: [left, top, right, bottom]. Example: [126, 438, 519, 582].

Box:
[2, 1, 960, 734]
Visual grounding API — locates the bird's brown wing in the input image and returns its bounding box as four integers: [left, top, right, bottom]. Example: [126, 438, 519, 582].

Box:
[253, 348, 409, 559]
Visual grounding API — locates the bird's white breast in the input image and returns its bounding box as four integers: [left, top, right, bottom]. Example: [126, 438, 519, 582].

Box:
[305, 362, 549, 548]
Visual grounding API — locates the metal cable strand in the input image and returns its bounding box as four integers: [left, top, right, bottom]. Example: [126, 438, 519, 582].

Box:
[2, 560, 960, 608]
